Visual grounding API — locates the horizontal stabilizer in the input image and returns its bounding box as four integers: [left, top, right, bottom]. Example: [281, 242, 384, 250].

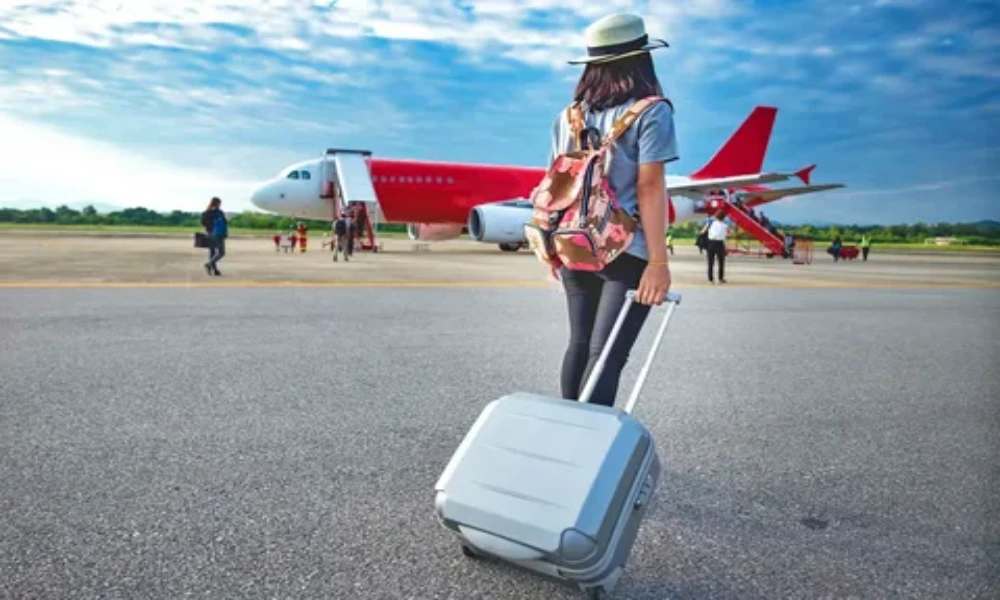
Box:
[668, 172, 792, 197]
[734, 183, 845, 206]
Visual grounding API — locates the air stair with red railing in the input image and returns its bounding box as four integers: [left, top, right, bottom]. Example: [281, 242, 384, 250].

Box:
[722, 202, 787, 257]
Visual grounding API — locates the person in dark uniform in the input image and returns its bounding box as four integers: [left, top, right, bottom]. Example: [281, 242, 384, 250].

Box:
[333, 213, 349, 262]
[200, 197, 228, 276]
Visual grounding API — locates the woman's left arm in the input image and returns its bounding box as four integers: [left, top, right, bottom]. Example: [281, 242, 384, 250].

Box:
[634, 101, 679, 306]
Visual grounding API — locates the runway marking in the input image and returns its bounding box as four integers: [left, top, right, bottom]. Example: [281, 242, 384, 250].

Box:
[0, 280, 553, 289]
[0, 280, 997, 290]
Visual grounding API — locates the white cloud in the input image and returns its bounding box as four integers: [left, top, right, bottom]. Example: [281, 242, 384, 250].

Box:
[0, 0, 738, 65]
[0, 113, 261, 212]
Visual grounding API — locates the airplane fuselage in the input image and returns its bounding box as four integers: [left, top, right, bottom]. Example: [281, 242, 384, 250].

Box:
[251, 157, 704, 226]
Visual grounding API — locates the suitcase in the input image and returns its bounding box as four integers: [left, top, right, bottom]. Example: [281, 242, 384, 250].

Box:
[434, 289, 682, 599]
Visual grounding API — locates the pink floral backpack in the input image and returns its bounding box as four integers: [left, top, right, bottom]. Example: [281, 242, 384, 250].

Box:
[524, 95, 669, 272]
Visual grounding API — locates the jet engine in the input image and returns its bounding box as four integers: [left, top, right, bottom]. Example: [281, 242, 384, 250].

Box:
[467, 204, 533, 245]
[406, 222, 465, 241]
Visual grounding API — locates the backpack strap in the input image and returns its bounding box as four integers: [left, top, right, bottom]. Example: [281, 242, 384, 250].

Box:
[566, 102, 585, 151]
[601, 96, 672, 147]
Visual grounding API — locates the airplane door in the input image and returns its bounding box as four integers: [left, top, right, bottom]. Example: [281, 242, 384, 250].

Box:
[332, 152, 378, 204]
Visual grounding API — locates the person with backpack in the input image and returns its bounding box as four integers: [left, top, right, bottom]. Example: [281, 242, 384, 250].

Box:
[200, 196, 228, 276]
[527, 13, 677, 408]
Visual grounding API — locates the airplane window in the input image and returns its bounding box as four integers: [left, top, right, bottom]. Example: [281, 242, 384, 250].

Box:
[416, 176, 423, 183]
[447, 177, 454, 184]
[436, 176, 443, 183]
[301, 171, 311, 180]
[287, 171, 300, 179]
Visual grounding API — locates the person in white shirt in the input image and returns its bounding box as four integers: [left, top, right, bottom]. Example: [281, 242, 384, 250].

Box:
[700, 211, 729, 283]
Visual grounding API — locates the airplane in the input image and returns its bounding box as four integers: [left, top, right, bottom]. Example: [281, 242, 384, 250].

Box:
[249, 105, 844, 252]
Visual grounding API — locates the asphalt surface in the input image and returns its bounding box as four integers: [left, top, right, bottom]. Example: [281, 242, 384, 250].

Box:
[1, 287, 998, 599]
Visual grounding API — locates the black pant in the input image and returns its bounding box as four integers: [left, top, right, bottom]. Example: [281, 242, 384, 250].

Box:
[707, 240, 725, 281]
[862, 247, 869, 261]
[558, 252, 651, 408]
[208, 237, 225, 268]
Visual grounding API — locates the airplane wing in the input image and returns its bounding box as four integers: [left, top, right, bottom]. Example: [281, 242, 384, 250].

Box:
[667, 172, 793, 196]
[734, 183, 845, 206]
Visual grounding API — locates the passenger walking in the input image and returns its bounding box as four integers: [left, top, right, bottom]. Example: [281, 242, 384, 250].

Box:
[200, 196, 227, 276]
[333, 213, 349, 262]
[829, 235, 843, 262]
[702, 211, 728, 283]
[548, 13, 676, 408]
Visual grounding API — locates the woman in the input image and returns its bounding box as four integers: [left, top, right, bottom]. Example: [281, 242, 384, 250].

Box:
[551, 13, 678, 407]
[200, 196, 228, 276]
[700, 211, 728, 284]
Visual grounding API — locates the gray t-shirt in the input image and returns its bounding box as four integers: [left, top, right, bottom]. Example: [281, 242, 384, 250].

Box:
[549, 98, 679, 261]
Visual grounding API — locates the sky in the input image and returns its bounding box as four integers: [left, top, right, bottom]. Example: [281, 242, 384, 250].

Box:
[0, 0, 997, 225]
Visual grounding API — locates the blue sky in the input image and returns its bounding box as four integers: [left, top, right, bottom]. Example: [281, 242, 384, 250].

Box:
[0, 0, 997, 225]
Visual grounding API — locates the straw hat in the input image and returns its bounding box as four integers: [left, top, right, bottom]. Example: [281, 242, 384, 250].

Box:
[568, 13, 669, 65]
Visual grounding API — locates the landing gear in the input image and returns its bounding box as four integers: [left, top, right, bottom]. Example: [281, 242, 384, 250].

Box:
[498, 243, 522, 252]
[585, 586, 609, 599]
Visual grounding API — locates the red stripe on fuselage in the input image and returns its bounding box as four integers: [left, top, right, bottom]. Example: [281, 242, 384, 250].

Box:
[368, 158, 545, 224]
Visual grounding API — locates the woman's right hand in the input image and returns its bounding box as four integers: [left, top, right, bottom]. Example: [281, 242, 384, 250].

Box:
[636, 262, 671, 306]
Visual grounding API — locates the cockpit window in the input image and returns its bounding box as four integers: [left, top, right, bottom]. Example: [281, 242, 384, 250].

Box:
[286, 171, 300, 179]
[300, 170, 311, 180]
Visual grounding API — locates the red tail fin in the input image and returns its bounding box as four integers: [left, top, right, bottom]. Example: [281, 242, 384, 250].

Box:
[691, 106, 777, 180]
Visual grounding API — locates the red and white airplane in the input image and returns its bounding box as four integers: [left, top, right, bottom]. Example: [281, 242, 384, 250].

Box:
[249, 105, 843, 251]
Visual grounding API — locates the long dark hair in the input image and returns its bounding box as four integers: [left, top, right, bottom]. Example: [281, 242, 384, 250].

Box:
[573, 53, 663, 111]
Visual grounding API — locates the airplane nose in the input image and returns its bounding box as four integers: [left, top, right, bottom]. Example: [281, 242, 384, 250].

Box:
[250, 184, 272, 211]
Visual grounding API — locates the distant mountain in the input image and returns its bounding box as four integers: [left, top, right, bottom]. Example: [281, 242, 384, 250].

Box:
[974, 219, 1000, 230]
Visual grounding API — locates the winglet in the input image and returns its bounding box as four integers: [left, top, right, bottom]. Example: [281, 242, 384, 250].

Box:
[795, 165, 816, 186]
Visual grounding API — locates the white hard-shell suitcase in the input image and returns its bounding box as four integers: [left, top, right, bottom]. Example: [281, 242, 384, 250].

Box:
[434, 289, 682, 599]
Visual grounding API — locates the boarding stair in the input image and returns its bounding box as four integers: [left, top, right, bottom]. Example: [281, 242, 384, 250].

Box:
[722, 202, 787, 257]
[320, 148, 383, 253]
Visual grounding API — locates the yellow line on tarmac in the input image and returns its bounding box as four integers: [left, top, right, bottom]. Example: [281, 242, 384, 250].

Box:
[0, 280, 553, 289]
[0, 280, 996, 290]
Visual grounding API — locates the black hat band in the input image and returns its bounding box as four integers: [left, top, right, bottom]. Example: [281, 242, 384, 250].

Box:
[587, 34, 648, 58]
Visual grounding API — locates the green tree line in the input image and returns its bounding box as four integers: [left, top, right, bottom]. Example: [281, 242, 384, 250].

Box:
[0, 205, 407, 233]
[666, 219, 999, 245]
[1, 204, 996, 244]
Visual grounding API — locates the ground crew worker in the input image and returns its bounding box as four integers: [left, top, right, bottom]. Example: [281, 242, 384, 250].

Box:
[665, 231, 674, 255]
[860, 234, 871, 261]
[296, 222, 308, 253]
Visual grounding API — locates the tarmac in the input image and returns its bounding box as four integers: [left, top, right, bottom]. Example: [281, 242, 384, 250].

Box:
[1, 232, 998, 599]
[1, 231, 999, 288]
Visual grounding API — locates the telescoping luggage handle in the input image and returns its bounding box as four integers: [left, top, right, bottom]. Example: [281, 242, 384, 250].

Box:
[578, 290, 682, 415]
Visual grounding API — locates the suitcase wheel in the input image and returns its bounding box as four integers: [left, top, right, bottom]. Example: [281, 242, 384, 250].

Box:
[460, 544, 479, 559]
[585, 586, 608, 600]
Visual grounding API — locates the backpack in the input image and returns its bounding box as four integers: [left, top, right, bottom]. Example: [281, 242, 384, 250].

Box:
[334, 219, 347, 236]
[211, 213, 228, 238]
[523, 96, 668, 272]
